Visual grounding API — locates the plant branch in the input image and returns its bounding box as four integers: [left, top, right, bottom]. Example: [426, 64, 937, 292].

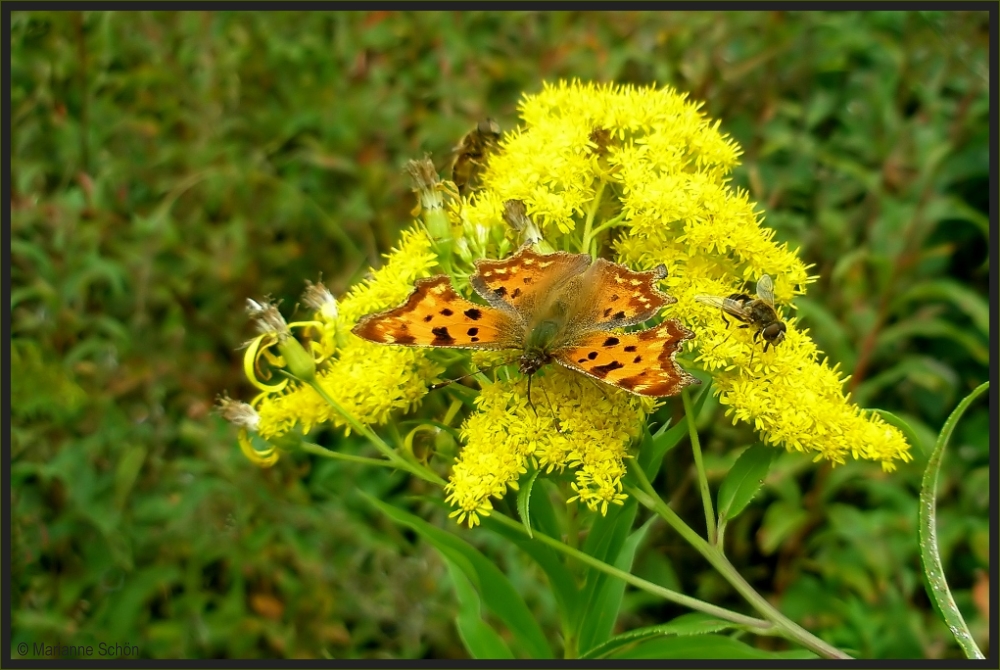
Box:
[306, 379, 446, 486]
[683, 388, 717, 545]
[627, 470, 852, 660]
[300, 442, 400, 469]
[489, 511, 773, 632]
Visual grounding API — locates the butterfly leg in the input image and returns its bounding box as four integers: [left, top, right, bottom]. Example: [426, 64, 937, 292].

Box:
[526, 374, 538, 415]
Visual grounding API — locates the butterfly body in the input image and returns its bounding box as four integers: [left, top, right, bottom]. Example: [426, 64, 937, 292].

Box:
[353, 246, 697, 397]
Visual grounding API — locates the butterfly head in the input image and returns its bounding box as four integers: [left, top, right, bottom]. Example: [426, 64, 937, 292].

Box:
[519, 349, 553, 377]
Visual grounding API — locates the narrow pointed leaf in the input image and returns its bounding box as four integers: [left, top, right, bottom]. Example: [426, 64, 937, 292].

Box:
[717, 443, 774, 525]
[445, 559, 515, 659]
[918, 381, 987, 660]
[516, 468, 541, 538]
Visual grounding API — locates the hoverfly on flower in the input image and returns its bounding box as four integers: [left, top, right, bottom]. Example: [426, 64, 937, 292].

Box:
[696, 274, 787, 356]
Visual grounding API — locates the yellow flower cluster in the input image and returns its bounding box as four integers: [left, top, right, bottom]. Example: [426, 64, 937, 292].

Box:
[457, 79, 911, 483]
[251, 229, 444, 442]
[444, 366, 650, 527]
[228, 79, 912, 522]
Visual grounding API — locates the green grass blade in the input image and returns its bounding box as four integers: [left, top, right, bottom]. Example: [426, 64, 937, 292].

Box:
[918, 381, 987, 660]
[445, 559, 515, 659]
[577, 511, 652, 654]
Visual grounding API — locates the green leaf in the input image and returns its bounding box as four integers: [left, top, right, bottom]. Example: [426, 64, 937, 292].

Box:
[114, 445, 148, 510]
[445, 559, 515, 659]
[611, 633, 818, 659]
[478, 515, 580, 629]
[918, 381, 987, 660]
[890, 278, 990, 336]
[875, 317, 989, 365]
[577, 512, 653, 654]
[757, 501, 810, 555]
[582, 612, 738, 659]
[853, 355, 958, 408]
[717, 443, 775, 528]
[529, 478, 563, 541]
[516, 468, 541, 538]
[574, 499, 637, 644]
[362, 493, 553, 659]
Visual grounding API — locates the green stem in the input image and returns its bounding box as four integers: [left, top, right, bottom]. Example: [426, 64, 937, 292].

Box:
[489, 511, 773, 632]
[587, 212, 626, 240]
[307, 379, 446, 486]
[581, 180, 607, 255]
[300, 442, 399, 468]
[682, 388, 717, 545]
[628, 469, 851, 660]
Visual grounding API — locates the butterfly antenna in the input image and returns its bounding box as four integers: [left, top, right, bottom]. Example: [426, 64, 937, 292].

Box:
[430, 368, 489, 390]
[538, 381, 562, 433]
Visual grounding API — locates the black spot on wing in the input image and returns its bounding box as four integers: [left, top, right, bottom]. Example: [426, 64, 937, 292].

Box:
[423, 314, 433, 323]
[512, 287, 522, 299]
[587, 351, 598, 360]
[494, 286, 507, 297]
[464, 308, 482, 320]
[603, 308, 613, 318]
[623, 345, 637, 352]
[431, 326, 455, 344]
[467, 327, 479, 336]
[440, 308, 454, 316]
[613, 310, 626, 320]
[592, 360, 625, 378]
[394, 333, 416, 345]
[603, 337, 620, 347]
[633, 356, 642, 363]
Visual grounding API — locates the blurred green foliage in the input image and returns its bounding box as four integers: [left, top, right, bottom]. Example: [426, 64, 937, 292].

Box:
[10, 10, 990, 659]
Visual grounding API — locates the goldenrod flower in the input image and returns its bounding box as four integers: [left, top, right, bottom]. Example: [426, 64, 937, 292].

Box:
[229, 80, 912, 522]
[249, 229, 444, 443]
[444, 367, 651, 526]
[457, 79, 910, 486]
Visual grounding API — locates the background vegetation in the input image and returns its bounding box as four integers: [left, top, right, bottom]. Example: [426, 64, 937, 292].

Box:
[10, 10, 991, 659]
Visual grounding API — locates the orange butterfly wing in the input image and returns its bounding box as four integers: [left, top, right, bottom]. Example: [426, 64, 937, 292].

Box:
[352, 276, 521, 349]
[470, 245, 590, 313]
[555, 320, 697, 397]
[576, 258, 673, 328]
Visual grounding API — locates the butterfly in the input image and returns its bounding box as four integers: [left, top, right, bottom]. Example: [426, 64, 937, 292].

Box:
[352, 245, 698, 398]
